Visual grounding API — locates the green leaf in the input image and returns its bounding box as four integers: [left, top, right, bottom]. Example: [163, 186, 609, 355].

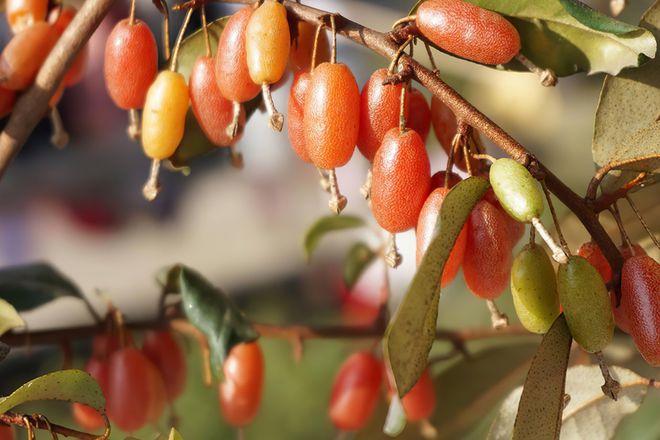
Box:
[592, 2, 660, 174]
[558, 0, 640, 34]
[343, 242, 377, 290]
[0, 369, 105, 414]
[383, 395, 407, 437]
[384, 176, 490, 397]
[168, 428, 185, 440]
[0, 299, 24, 337]
[0, 263, 85, 312]
[303, 215, 366, 261]
[162, 265, 258, 377]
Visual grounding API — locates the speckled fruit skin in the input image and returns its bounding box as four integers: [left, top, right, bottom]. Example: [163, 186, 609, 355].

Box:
[558, 256, 614, 353]
[287, 71, 312, 162]
[408, 88, 431, 142]
[357, 68, 408, 162]
[416, 0, 521, 65]
[416, 187, 467, 287]
[511, 244, 560, 334]
[463, 199, 513, 299]
[0, 22, 58, 90]
[304, 62, 360, 169]
[430, 96, 457, 156]
[371, 128, 431, 233]
[104, 19, 157, 110]
[489, 158, 544, 223]
[400, 368, 436, 422]
[622, 255, 660, 366]
[219, 342, 264, 427]
[215, 7, 261, 103]
[289, 20, 329, 72]
[329, 351, 382, 431]
[245, 0, 290, 85]
[190, 56, 245, 147]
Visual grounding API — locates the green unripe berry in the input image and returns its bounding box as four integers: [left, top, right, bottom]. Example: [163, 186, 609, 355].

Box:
[557, 255, 614, 353]
[511, 244, 560, 334]
[489, 158, 544, 223]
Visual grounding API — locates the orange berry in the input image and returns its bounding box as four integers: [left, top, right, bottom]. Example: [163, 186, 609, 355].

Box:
[408, 88, 431, 142]
[289, 19, 329, 72]
[304, 62, 360, 169]
[371, 128, 431, 233]
[287, 71, 312, 162]
[219, 342, 264, 427]
[6, 0, 47, 32]
[400, 368, 436, 422]
[245, 0, 290, 85]
[0, 22, 58, 90]
[0, 86, 17, 118]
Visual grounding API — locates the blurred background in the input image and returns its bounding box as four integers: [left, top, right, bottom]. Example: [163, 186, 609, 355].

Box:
[0, 0, 658, 438]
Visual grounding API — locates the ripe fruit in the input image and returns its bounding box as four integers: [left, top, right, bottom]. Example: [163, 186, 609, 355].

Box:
[408, 88, 431, 142]
[510, 244, 560, 333]
[145, 361, 167, 423]
[219, 341, 264, 427]
[245, 0, 290, 85]
[489, 158, 544, 223]
[416, 0, 521, 65]
[6, 0, 47, 32]
[399, 368, 436, 422]
[190, 56, 245, 147]
[0, 425, 14, 440]
[0, 22, 58, 90]
[357, 68, 408, 161]
[463, 199, 513, 299]
[72, 357, 109, 430]
[621, 255, 660, 366]
[371, 128, 431, 233]
[141, 71, 189, 160]
[290, 19, 329, 72]
[430, 170, 461, 189]
[431, 96, 477, 172]
[558, 256, 614, 353]
[104, 19, 158, 110]
[304, 62, 360, 169]
[287, 71, 312, 162]
[215, 7, 261, 103]
[142, 330, 187, 401]
[416, 187, 468, 287]
[0, 87, 17, 118]
[49, 7, 88, 87]
[329, 351, 382, 431]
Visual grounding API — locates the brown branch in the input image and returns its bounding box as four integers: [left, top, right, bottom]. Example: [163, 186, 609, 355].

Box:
[590, 171, 648, 213]
[0, 412, 107, 440]
[585, 154, 660, 202]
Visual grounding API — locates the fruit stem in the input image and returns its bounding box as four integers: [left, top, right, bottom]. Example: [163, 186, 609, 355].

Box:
[541, 180, 570, 255]
[48, 107, 69, 149]
[462, 133, 473, 176]
[327, 168, 347, 214]
[128, 0, 136, 25]
[23, 416, 34, 440]
[157, 0, 171, 60]
[360, 167, 372, 199]
[445, 133, 459, 179]
[391, 15, 416, 30]
[398, 83, 407, 132]
[610, 0, 628, 16]
[230, 146, 244, 169]
[625, 194, 660, 250]
[169, 8, 194, 72]
[127, 109, 141, 140]
[472, 153, 497, 164]
[201, 5, 211, 58]
[515, 53, 557, 87]
[531, 217, 569, 264]
[387, 35, 414, 74]
[330, 14, 337, 64]
[142, 159, 162, 202]
[226, 101, 241, 139]
[609, 203, 634, 254]
[261, 83, 284, 132]
[170, 319, 213, 387]
[384, 233, 402, 268]
[419, 418, 438, 439]
[486, 300, 509, 329]
[529, 226, 536, 245]
[317, 167, 331, 193]
[423, 41, 439, 75]
[311, 22, 324, 70]
[595, 351, 621, 400]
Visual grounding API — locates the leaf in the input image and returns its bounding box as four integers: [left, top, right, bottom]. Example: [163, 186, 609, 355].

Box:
[592, 2, 660, 174]
[343, 242, 377, 290]
[411, 0, 657, 76]
[168, 428, 185, 440]
[0, 342, 9, 363]
[512, 315, 572, 440]
[489, 365, 649, 440]
[162, 265, 258, 377]
[558, 0, 640, 34]
[383, 395, 407, 437]
[384, 176, 490, 397]
[0, 369, 105, 414]
[0, 263, 85, 312]
[0, 299, 24, 337]
[303, 215, 366, 261]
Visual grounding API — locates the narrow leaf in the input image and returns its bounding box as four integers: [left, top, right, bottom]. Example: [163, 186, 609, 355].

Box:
[0, 370, 105, 414]
[384, 176, 490, 397]
[383, 395, 407, 437]
[0, 299, 24, 337]
[303, 215, 366, 261]
[343, 242, 377, 290]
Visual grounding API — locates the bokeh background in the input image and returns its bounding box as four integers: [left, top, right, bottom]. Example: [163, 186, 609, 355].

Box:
[0, 0, 658, 438]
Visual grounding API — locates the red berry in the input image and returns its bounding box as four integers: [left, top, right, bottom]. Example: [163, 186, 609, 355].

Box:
[416, 0, 520, 65]
[145, 360, 167, 423]
[104, 19, 158, 110]
[6, 0, 47, 32]
[72, 357, 110, 431]
[0, 86, 16, 118]
[329, 352, 382, 431]
[577, 241, 613, 284]
[407, 88, 431, 142]
[287, 71, 312, 162]
[219, 341, 264, 428]
[0, 22, 58, 90]
[430, 170, 461, 190]
[0, 425, 14, 440]
[141, 330, 187, 402]
[371, 128, 431, 233]
[400, 368, 436, 422]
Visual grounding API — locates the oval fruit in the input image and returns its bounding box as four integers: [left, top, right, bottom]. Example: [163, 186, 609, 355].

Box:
[511, 244, 560, 333]
[287, 71, 312, 162]
[6, 0, 47, 32]
[289, 19, 329, 71]
[72, 357, 109, 431]
[145, 360, 167, 423]
[142, 330, 187, 401]
[245, 0, 290, 85]
[489, 158, 544, 222]
[0, 22, 58, 90]
[400, 368, 436, 422]
[430, 170, 461, 190]
[408, 88, 431, 142]
[219, 341, 264, 427]
[416, 0, 520, 65]
[304, 62, 360, 169]
[558, 256, 614, 353]
[0, 426, 14, 440]
[371, 127, 431, 233]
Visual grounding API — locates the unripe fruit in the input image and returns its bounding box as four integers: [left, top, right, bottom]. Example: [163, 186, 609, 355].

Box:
[489, 158, 544, 223]
[6, 0, 47, 32]
[215, 7, 261, 103]
[104, 19, 158, 110]
[287, 71, 312, 162]
[0, 22, 58, 90]
[622, 255, 660, 366]
[371, 128, 431, 233]
[329, 351, 382, 431]
[289, 20, 329, 72]
[0, 87, 17, 118]
[416, 187, 467, 287]
[49, 7, 88, 87]
[357, 68, 408, 161]
[245, 0, 290, 85]
[416, 0, 521, 65]
[141, 71, 189, 160]
[219, 341, 264, 427]
[558, 256, 614, 353]
[408, 88, 431, 142]
[0, 425, 14, 440]
[400, 368, 436, 422]
[190, 56, 245, 147]
[304, 62, 360, 169]
[463, 200, 513, 299]
[511, 244, 560, 333]
[430, 170, 462, 190]
[142, 330, 187, 401]
[72, 357, 109, 431]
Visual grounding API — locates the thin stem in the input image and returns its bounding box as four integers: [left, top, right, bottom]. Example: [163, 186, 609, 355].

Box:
[586, 154, 660, 201]
[625, 194, 660, 250]
[609, 204, 634, 253]
[515, 53, 557, 87]
[170, 319, 213, 386]
[391, 15, 416, 29]
[529, 225, 536, 245]
[169, 8, 194, 71]
[472, 153, 497, 164]
[317, 167, 331, 193]
[261, 83, 284, 132]
[127, 109, 140, 140]
[424, 41, 439, 74]
[595, 351, 621, 400]
[531, 217, 569, 264]
[384, 233, 402, 268]
[230, 145, 244, 169]
[462, 131, 473, 176]
[387, 35, 414, 74]
[162, 1, 171, 60]
[226, 101, 241, 139]
[311, 23, 324, 70]
[48, 107, 69, 149]
[201, 5, 211, 58]
[360, 167, 372, 199]
[398, 83, 407, 132]
[330, 14, 336, 64]
[128, 0, 136, 25]
[486, 300, 509, 330]
[142, 159, 162, 202]
[541, 180, 569, 254]
[326, 168, 347, 214]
